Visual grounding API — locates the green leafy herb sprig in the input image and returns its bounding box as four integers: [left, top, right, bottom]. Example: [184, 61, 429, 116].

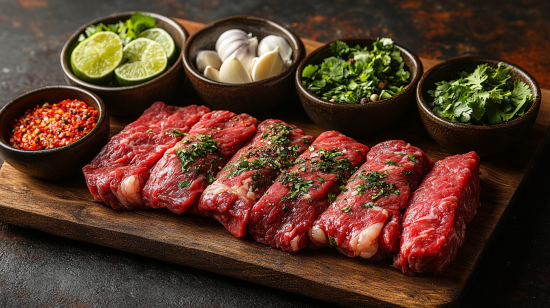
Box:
[78, 12, 156, 46]
[301, 38, 411, 104]
[427, 62, 534, 125]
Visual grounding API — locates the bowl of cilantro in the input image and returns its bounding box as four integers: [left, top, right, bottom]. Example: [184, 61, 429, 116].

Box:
[416, 55, 541, 157]
[296, 37, 422, 136]
[61, 12, 188, 117]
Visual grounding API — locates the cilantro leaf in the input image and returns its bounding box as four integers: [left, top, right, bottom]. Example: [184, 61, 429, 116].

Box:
[428, 62, 533, 125]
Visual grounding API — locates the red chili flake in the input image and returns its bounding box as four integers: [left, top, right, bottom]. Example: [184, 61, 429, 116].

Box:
[9, 99, 99, 150]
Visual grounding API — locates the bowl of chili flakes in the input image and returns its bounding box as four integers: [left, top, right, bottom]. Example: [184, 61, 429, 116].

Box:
[0, 85, 109, 179]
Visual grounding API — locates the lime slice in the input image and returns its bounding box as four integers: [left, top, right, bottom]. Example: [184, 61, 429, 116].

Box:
[115, 38, 168, 86]
[71, 31, 123, 85]
[138, 28, 177, 64]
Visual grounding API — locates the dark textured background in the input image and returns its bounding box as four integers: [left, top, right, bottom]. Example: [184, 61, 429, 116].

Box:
[1, 0, 550, 307]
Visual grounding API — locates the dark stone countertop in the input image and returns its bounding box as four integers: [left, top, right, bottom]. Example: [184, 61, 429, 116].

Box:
[1, 0, 550, 307]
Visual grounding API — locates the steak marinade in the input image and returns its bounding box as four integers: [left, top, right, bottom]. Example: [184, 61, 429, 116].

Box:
[310, 140, 431, 259]
[142, 111, 257, 214]
[248, 131, 368, 252]
[196, 119, 314, 237]
[394, 151, 481, 276]
[82, 102, 210, 210]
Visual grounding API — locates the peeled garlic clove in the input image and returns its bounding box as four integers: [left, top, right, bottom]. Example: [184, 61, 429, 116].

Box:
[219, 54, 252, 84]
[251, 46, 284, 82]
[204, 65, 221, 82]
[248, 57, 258, 77]
[258, 35, 293, 67]
[216, 29, 257, 66]
[196, 50, 222, 73]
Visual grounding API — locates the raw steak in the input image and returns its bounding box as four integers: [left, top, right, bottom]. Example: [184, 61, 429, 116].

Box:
[142, 111, 257, 214]
[393, 151, 481, 276]
[196, 119, 314, 237]
[82, 102, 210, 210]
[248, 131, 368, 252]
[309, 140, 431, 259]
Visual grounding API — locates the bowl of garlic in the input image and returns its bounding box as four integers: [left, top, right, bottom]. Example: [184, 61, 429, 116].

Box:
[183, 15, 305, 113]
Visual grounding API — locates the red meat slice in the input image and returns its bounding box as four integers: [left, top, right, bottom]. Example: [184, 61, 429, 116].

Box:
[393, 151, 481, 276]
[82, 102, 210, 210]
[196, 119, 314, 237]
[248, 131, 368, 252]
[142, 111, 257, 214]
[309, 140, 431, 259]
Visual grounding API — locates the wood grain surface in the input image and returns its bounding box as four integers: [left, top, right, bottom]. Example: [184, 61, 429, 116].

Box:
[0, 18, 549, 307]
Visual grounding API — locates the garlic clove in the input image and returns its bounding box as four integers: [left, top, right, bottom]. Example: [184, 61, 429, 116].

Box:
[258, 35, 293, 67]
[219, 54, 252, 84]
[251, 46, 284, 82]
[215, 29, 247, 52]
[248, 57, 258, 77]
[233, 36, 257, 70]
[196, 50, 222, 73]
[203, 65, 221, 82]
[216, 29, 258, 65]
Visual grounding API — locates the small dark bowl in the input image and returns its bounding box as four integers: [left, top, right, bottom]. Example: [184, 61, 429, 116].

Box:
[183, 15, 305, 114]
[416, 56, 541, 157]
[61, 11, 188, 117]
[0, 86, 109, 179]
[295, 37, 423, 136]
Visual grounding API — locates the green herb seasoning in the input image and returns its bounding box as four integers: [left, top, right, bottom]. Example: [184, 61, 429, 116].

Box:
[301, 38, 411, 104]
[175, 134, 219, 188]
[225, 123, 300, 182]
[342, 205, 351, 212]
[279, 173, 314, 202]
[328, 193, 336, 204]
[428, 62, 534, 125]
[165, 130, 188, 137]
[330, 236, 337, 245]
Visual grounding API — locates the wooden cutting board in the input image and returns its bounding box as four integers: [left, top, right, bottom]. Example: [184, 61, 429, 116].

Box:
[1, 18, 549, 307]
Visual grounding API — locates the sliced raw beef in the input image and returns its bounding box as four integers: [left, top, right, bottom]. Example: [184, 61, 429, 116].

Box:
[82, 102, 210, 210]
[248, 131, 368, 252]
[142, 111, 257, 214]
[393, 151, 481, 276]
[196, 120, 314, 237]
[309, 140, 431, 259]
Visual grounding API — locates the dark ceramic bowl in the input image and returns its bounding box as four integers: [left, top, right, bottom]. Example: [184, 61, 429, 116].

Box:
[183, 15, 305, 114]
[61, 11, 188, 117]
[416, 56, 541, 157]
[295, 37, 423, 136]
[0, 86, 109, 179]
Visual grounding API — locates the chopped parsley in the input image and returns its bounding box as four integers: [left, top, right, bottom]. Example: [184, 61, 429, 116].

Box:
[308, 146, 315, 151]
[317, 176, 325, 182]
[166, 130, 188, 137]
[146, 129, 153, 133]
[404, 170, 412, 176]
[340, 185, 348, 191]
[408, 154, 416, 162]
[427, 62, 534, 125]
[384, 160, 396, 165]
[328, 193, 336, 203]
[362, 202, 377, 209]
[283, 205, 289, 212]
[178, 181, 190, 189]
[330, 237, 337, 245]
[342, 205, 351, 212]
[302, 138, 310, 144]
[301, 38, 411, 104]
[279, 173, 314, 202]
[175, 134, 219, 187]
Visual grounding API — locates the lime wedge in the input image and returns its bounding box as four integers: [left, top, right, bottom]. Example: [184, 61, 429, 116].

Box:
[71, 31, 123, 85]
[139, 28, 177, 64]
[115, 38, 168, 86]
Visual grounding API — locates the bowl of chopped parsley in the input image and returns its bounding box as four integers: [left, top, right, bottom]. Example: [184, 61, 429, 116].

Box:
[295, 37, 422, 136]
[417, 55, 541, 157]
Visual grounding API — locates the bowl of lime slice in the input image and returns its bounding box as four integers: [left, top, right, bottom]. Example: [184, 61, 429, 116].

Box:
[61, 11, 188, 117]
